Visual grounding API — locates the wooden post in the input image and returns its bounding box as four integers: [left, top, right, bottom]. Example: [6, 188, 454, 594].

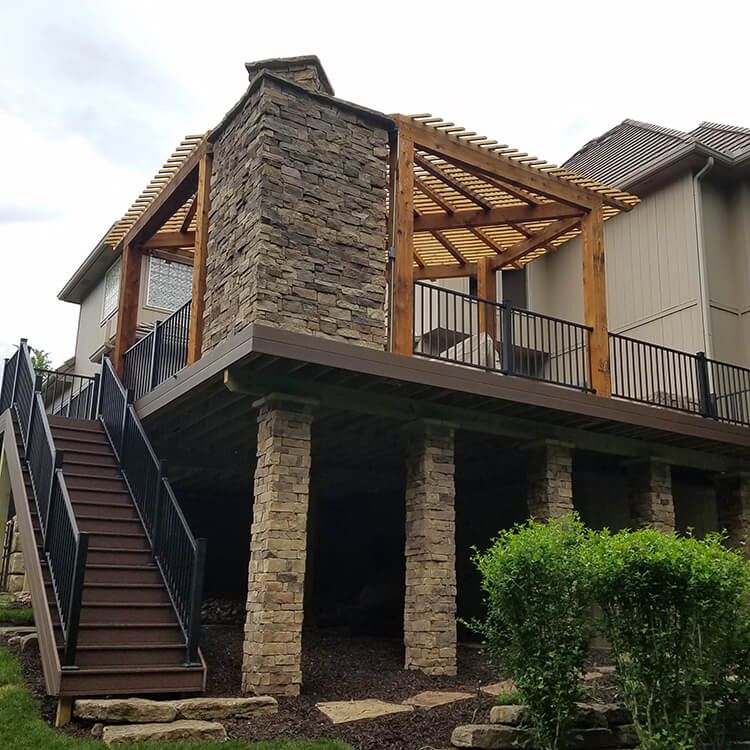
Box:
[391, 130, 415, 356]
[476, 256, 496, 334]
[581, 203, 611, 397]
[55, 697, 73, 727]
[112, 243, 142, 377]
[187, 153, 213, 365]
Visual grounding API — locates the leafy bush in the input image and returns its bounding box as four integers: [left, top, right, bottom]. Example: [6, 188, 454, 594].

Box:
[590, 528, 750, 750]
[471, 515, 593, 750]
[0, 609, 34, 626]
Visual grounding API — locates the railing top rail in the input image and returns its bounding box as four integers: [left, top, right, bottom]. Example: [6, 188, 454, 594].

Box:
[103, 356, 128, 400]
[162, 478, 198, 554]
[706, 354, 750, 372]
[122, 329, 154, 359]
[414, 279, 593, 331]
[54, 467, 82, 543]
[127, 404, 161, 467]
[609, 331, 699, 361]
[35, 368, 97, 382]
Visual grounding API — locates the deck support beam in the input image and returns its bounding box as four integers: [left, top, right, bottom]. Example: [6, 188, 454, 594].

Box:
[187, 153, 213, 365]
[581, 203, 611, 397]
[391, 130, 415, 356]
[112, 243, 142, 377]
[242, 393, 316, 696]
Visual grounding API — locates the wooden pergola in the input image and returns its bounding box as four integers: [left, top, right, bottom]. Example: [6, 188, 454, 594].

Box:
[106, 134, 213, 375]
[388, 114, 640, 397]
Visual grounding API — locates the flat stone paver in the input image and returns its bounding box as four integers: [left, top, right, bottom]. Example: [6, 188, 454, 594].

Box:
[316, 699, 414, 724]
[480, 679, 516, 697]
[403, 691, 474, 709]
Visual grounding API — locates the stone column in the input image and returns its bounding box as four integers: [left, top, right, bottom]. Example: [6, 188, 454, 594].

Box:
[524, 440, 574, 520]
[626, 458, 674, 532]
[717, 472, 750, 559]
[5, 518, 25, 594]
[242, 394, 315, 697]
[404, 420, 457, 676]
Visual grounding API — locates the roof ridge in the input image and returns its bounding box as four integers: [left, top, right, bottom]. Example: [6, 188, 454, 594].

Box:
[622, 119, 690, 141]
[693, 120, 750, 136]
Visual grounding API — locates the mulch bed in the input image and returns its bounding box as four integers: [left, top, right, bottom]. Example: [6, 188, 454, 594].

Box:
[8, 625, 619, 750]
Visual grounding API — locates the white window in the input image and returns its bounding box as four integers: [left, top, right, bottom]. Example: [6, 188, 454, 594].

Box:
[102, 257, 122, 321]
[147, 257, 193, 312]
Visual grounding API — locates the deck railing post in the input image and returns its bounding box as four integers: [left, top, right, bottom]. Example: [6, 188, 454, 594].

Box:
[696, 351, 717, 419]
[501, 303, 515, 376]
[62, 531, 89, 668]
[89, 374, 100, 421]
[12, 339, 25, 407]
[185, 538, 207, 666]
[149, 321, 163, 390]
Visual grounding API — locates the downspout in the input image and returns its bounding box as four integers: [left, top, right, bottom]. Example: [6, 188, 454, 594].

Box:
[693, 156, 714, 359]
[387, 131, 399, 352]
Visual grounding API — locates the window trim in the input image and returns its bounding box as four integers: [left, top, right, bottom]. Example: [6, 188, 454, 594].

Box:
[101, 257, 122, 324]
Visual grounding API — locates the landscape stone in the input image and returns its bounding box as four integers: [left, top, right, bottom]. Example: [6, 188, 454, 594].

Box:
[568, 727, 616, 749]
[612, 723, 639, 747]
[403, 691, 473, 709]
[600, 704, 631, 725]
[174, 696, 277, 720]
[480, 680, 516, 697]
[574, 703, 609, 728]
[451, 724, 524, 749]
[19, 633, 38, 652]
[316, 699, 414, 724]
[91, 723, 104, 738]
[102, 720, 227, 745]
[582, 671, 603, 681]
[489, 705, 529, 725]
[74, 698, 178, 723]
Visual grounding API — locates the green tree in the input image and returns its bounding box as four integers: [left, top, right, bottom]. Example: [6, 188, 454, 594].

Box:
[29, 348, 52, 371]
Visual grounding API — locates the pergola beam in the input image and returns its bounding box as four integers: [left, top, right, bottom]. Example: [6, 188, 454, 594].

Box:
[415, 177, 456, 214]
[142, 231, 196, 249]
[413, 262, 478, 281]
[414, 203, 583, 232]
[414, 154, 494, 211]
[180, 198, 198, 233]
[432, 231, 468, 264]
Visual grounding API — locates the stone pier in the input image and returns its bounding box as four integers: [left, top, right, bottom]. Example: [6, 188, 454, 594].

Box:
[524, 440, 574, 520]
[403, 420, 457, 676]
[717, 472, 750, 558]
[242, 394, 315, 696]
[626, 457, 674, 532]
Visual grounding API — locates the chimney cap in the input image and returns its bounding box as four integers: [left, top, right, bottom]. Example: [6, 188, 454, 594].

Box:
[244, 55, 334, 96]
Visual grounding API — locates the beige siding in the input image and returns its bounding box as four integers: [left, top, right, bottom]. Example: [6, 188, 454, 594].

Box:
[72, 255, 191, 375]
[529, 173, 703, 354]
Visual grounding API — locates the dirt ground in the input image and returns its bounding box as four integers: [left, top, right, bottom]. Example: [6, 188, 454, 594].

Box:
[10, 626, 618, 750]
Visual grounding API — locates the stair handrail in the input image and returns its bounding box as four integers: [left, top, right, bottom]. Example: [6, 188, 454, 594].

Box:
[1, 339, 89, 667]
[97, 356, 206, 665]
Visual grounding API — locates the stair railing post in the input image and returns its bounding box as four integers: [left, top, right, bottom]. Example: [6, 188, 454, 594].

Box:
[119, 391, 133, 466]
[185, 538, 207, 665]
[11, 339, 25, 407]
[62, 530, 89, 668]
[43, 452, 64, 551]
[696, 351, 717, 419]
[149, 321, 162, 391]
[89, 374, 100, 421]
[501, 302, 515, 376]
[151, 461, 167, 553]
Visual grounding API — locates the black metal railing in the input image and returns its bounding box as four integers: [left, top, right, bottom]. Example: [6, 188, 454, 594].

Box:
[0, 340, 88, 665]
[98, 356, 205, 664]
[609, 333, 703, 415]
[413, 281, 593, 392]
[122, 300, 191, 401]
[36, 370, 99, 420]
[708, 358, 750, 427]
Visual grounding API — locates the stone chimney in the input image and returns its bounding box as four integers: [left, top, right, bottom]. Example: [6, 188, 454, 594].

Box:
[244, 55, 334, 96]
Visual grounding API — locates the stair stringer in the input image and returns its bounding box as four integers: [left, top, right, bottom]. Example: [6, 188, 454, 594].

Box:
[0, 409, 61, 695]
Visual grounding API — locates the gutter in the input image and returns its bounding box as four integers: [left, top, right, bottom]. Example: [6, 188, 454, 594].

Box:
[693, 156, 715, 358]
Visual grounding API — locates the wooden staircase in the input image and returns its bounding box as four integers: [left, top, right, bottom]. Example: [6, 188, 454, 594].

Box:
[7, 412, 205, 696]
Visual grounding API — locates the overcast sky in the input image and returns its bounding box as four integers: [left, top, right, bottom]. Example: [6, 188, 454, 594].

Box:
[1, 0, 748, 370]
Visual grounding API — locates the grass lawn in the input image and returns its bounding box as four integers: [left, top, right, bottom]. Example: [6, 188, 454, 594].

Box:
[0, 648, 352, 750]
[0, 607, 35, 626]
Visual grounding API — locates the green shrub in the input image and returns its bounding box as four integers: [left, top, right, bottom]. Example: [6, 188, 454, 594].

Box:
[494, 689, 523, 705]
[471, 515, 594, 750]
[590, 528, 750, 750]
[0, 608, 34, 626]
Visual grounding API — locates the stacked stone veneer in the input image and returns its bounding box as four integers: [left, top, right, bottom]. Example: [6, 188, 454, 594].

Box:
[202, 66, 391, 354]
[404, 421, 457, 676]
[242, 396, 314, 696]
[627, 458, 674, 532]
[4, 518, 24, 594]
[717, 472, 750, 559]
[525, 441, 574, 520]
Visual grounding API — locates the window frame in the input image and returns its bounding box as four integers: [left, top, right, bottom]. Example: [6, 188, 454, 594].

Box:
[101, 257, 122, 323]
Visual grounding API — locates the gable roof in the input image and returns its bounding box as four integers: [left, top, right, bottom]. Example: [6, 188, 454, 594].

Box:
[564, 119, 750, 189]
